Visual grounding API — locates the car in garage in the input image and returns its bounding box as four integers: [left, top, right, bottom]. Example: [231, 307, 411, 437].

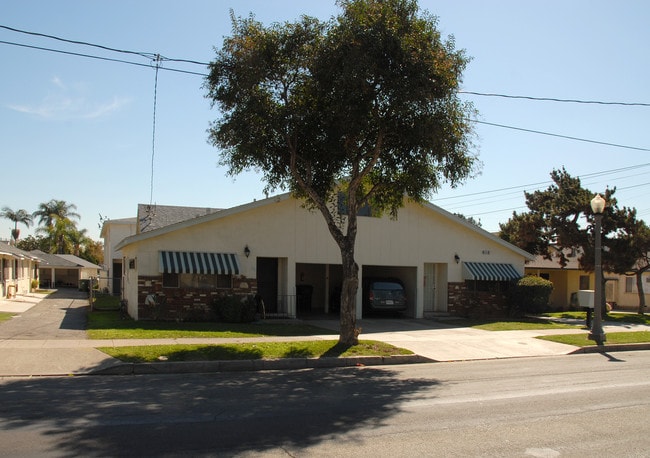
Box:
[362, 278, 407, 314]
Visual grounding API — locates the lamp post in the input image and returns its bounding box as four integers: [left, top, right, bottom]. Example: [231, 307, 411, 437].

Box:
[589, 193, 606, 345]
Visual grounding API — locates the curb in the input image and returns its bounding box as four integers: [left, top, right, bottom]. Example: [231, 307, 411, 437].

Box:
[91, 354, 431, 376]
[569, 342, 650, 355]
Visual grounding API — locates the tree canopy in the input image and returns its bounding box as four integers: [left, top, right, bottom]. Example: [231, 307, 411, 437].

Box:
[206, 0, 478, 343]
[499, 168, 650, 313]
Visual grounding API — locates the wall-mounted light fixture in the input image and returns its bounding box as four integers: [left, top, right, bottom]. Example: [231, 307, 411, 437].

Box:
[454, 253, 460, 264]
[244, 245, 251, 258]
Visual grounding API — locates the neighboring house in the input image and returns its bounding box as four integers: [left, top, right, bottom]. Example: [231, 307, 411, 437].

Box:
[525, 247, 649, 310]
[31, 250, 102, 289]
[111, 193, 533, 321]
[100, 216, 137, 295]
[0, 241, 40, 298]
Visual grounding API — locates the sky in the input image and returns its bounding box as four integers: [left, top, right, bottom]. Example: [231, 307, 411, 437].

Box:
[1, 0, 649, 243]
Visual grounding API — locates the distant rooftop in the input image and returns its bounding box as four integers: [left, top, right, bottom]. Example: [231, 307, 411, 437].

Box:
[137, 204, 221, 233]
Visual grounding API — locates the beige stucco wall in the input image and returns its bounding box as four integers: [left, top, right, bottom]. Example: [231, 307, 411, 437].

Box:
[119, 196, 529, 319]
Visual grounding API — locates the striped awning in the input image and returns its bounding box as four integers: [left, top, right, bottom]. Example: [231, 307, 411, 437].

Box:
[159, 251, 240, 275]
[462, 262, 521, 281]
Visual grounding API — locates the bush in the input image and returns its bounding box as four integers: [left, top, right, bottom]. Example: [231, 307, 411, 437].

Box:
[510, 276, 554, 314]
[211, 295, 257, 323]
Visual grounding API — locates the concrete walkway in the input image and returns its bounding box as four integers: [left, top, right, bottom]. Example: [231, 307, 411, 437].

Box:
[0, 290, 648, 376]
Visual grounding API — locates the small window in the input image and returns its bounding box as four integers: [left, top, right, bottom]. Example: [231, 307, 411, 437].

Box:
[579, 275, 590, 290]
[337, 192, 374, 217]
[540, 273, 550, 281]
[626, 277, 634, 293]
[162, 272, 179, 288]
[179, 273, 232, 289]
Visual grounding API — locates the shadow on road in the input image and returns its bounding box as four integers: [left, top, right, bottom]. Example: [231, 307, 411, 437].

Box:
[0, 367, 440, 455]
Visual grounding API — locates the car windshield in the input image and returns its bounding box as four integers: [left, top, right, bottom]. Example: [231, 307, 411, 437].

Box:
[373, 282, 402, 291]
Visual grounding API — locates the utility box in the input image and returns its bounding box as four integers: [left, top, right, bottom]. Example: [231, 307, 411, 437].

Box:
[577, 290, 595, 308]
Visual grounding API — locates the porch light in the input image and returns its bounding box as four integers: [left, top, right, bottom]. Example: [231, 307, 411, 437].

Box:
[244, 245, 251, 258]
[454, 253, 460, 264]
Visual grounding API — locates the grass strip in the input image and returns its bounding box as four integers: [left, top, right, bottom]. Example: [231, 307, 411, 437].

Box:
[0, 312, 14, 323]
[542, 311, 650, 326]
[98, 340, 413, 363]
[538, 331, 650, 347]
[470, 319, 578, 331]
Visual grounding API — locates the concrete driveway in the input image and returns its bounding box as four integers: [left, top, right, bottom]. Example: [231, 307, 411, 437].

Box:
[309, 317, 580, 361]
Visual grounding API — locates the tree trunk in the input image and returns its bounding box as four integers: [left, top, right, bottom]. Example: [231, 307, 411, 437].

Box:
[338, 242, 360, 346]
[636, 272, 646, 315]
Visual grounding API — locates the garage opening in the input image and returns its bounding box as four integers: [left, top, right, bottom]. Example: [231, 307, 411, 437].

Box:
[361, 265, 417, 318]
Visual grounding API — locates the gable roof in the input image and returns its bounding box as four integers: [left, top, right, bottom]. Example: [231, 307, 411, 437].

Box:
[30, 251, 101, 269]
[525, 246, 583, 270]
[0, 242, 40, 261]
[116, 193, 534, 260]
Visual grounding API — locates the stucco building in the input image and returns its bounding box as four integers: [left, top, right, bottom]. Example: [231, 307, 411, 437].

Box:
[107, 194, 533, 321]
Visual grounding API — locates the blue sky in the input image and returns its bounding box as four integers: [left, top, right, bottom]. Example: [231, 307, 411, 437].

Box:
[1, 0, 648, 242]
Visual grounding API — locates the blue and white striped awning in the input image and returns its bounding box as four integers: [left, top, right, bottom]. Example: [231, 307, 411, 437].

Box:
[462, 262, 521, 281]
[159, 251, 240, 275]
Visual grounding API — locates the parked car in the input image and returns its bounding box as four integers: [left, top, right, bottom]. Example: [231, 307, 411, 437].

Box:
[363, 278, 407, 314]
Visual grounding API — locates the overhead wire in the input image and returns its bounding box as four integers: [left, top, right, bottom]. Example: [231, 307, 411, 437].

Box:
[2, 23, 649, 222]
[460, 91, 650, 107]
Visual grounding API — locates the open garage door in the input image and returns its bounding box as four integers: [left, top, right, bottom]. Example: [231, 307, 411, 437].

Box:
[361, 265, 417, 317]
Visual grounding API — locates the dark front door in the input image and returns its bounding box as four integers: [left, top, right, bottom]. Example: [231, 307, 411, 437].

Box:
[256, 257, 278, 312]
[112, 261, 122, 295]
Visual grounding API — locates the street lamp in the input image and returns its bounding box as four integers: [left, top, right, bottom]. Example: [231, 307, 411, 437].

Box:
[589, 193, 606, 345]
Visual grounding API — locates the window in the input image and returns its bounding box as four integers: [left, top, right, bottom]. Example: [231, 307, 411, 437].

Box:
[540, 273, 550, 281]
[626, 277, 634, 293]
[162, 272, 179, 288]
[179, 273, 232, 289]
[579, 275, 590, 290]
[337, 192, 374, 217]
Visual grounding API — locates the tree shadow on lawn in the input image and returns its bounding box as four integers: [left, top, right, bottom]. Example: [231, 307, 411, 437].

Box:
[0, 366, 440, 456]
[88, 310, 337, 337]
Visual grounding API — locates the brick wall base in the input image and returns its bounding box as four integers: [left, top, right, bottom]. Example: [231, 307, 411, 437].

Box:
[447, 282, 510, 319]
[137, 275, 257, 321]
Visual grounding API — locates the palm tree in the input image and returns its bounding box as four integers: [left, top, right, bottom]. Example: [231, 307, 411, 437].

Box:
[33, 199, 80, 228]
[33, 200, 81, 253]
[1, 207, 33, 244]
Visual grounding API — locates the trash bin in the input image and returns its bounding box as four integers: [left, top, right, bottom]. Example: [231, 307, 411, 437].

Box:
[79, 279, 90, 292]
[296, 284, 313, 312]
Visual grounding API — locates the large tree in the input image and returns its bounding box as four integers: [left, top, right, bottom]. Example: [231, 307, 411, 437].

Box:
[0, 207, 33, 244]
[500, 168, 649, 314]
[206, 0, 477, 344]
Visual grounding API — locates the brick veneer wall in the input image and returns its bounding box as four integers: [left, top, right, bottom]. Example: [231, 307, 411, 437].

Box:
[137, 275, 257, 321]
[447, 281, 510, 319]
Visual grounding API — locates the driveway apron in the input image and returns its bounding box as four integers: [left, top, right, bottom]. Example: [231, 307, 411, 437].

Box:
[0, 289, 119, 376]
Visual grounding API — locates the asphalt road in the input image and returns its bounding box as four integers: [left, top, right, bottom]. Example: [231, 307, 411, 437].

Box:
[1, 351, 649, 457]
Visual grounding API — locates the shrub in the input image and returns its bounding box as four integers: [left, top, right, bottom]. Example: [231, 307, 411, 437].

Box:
[211, 295, 257, 323]
[510, 276, 554, 314]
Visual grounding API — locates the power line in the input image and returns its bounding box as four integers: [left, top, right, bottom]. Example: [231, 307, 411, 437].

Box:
[0, 24, 210, 67]
[0, 40, 208, 76]
[460, 91, 650, 107]
[473, 120, 650, 152]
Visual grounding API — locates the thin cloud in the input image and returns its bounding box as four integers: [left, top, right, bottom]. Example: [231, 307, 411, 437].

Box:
[6, 77, 130, 120]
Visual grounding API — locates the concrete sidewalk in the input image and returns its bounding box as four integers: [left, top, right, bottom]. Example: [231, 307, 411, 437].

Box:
[0, 291, 648, 376]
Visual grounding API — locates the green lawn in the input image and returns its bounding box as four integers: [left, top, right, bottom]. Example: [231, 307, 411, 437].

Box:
[99, 340, 413, 363]
[470, 319, 579, 331]
[0, 312, 14, 323]
[87, 310, 337, 340]
[542, 311, 650, 326]
[538, 331, 650, 347]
